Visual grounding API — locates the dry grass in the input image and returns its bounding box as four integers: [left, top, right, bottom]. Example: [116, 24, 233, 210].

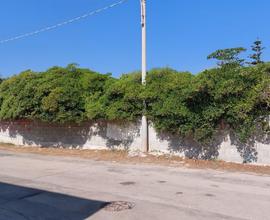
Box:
[0, 143, 270, 175]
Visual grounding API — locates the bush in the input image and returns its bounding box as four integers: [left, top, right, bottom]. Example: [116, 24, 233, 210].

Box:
[144, 65, 270, 143]
[0, 64, 112, 123]
[0, 63, 269, 143]
[87, 72, 143, 121]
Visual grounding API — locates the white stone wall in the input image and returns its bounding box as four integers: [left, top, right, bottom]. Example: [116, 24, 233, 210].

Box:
[0, 120, 269, 165]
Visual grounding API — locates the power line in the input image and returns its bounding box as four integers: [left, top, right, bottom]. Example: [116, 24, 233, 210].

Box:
[0, 0, 128, 44]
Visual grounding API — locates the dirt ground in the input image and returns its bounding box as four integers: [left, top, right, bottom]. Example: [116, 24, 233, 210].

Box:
[0, 143, 270, 175]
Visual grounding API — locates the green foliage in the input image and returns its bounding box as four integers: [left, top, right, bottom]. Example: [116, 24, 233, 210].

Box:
[86, 72, 143, 121]
[207, 47, 247, 67]
[248, 39, 265, 65]
[145, 65, 270, 143]
[0, 63, 269, 144]
[0, 65, 112, 123]
[0, 70, 39, 120]
[144, 68, 194, 136]
[192, 64, 270, 142]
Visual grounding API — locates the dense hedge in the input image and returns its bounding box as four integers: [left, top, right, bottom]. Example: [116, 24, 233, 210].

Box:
[145, 65, 270, 143]
[0, 63, 269, 143]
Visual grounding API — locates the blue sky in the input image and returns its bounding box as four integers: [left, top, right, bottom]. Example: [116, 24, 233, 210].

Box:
[0, 0, 269, 77]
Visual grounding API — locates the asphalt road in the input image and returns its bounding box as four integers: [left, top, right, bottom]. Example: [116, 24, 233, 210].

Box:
[0, 150, 269, 220]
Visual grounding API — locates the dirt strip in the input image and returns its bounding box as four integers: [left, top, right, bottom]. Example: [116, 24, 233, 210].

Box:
[0, 143, 270, 175]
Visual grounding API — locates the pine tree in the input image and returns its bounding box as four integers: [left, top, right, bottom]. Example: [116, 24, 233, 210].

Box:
[249, 39, 265, 65]
[207, 47, 246, 67]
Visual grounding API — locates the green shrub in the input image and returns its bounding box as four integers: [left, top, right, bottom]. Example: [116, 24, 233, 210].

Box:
[0, 63, 269, 144]
[87, 72, 143, 121]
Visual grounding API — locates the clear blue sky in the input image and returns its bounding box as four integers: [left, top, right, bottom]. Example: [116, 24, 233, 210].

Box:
[0, 0, 269, 77]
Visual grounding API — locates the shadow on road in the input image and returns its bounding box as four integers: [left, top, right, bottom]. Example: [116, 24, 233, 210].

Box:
[0, 182, 109, 219]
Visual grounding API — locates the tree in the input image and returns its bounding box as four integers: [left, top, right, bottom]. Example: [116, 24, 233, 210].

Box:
[248, 39, 265, 65]
[207, 47, 246, 67]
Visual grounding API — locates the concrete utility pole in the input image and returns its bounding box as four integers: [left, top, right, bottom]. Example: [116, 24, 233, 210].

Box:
[141, 0, 148, 152]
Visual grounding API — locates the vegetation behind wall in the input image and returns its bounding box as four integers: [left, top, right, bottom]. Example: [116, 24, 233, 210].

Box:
[0, 62, 269, 144]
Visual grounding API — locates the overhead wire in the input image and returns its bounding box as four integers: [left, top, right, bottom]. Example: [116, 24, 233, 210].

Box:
[0, 0, 128, 44]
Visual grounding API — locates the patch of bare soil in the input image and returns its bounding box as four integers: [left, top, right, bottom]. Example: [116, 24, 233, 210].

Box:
[0, 143, 270, 175]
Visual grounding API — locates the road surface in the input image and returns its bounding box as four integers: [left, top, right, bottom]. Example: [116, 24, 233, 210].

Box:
[0, 149, 269, 220]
